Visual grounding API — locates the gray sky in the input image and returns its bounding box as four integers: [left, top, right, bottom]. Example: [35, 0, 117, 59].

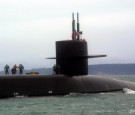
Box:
[0, 0, 135, 70]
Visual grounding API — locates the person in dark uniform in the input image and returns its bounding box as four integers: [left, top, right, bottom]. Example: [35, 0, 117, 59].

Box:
[53, 64, 61, 74]
[11, 64, 18, 75]
[4, 64, 10, 75]
[53, 64, 56, 74]
[19, 64, 24, 74]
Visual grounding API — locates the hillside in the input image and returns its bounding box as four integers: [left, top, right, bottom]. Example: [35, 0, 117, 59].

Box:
[88, 64, 135, 75]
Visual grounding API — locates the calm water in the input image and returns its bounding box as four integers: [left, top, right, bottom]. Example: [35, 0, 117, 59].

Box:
[0, 75, 135, 115]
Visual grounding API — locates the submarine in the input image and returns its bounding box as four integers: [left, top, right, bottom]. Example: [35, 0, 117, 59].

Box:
[0, 13, 135, 98]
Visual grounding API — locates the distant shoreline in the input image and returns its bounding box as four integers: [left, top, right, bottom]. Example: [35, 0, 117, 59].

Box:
[1, 64, 135, 75]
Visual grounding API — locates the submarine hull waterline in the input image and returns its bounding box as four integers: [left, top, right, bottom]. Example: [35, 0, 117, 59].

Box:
[0, 75, 135, 98]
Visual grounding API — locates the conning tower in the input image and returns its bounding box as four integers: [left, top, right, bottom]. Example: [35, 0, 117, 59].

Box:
[55, 13, 106, 76]
[48, 13, 106, 77]
[56, 40, 88, 76]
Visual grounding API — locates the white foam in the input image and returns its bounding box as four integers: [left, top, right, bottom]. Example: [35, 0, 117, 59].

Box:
[123, 88, 135, 94]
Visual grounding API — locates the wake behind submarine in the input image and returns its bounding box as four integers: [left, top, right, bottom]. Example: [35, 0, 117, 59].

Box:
[0, 13, 135, 98]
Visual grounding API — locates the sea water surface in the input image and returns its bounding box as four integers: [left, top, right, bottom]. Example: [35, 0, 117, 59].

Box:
[0, 75, 135, 115]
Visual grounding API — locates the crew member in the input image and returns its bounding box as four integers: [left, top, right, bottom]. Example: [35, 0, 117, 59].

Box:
[19, 64, 24, 74]
[11, 64, 18, 75]
[4, 64, 10, 75]
[53, 64, 61, 74]
[53, 64, 56, 74]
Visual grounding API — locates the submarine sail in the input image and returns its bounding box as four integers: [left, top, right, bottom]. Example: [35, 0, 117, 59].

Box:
[52, 13, 106, 76]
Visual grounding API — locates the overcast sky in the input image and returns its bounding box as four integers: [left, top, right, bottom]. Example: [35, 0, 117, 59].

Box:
[0, 0, 135, 70]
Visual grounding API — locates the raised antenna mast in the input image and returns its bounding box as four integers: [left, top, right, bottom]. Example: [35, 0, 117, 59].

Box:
[77, 12, 80, 40]
[72, 13, 76, 40]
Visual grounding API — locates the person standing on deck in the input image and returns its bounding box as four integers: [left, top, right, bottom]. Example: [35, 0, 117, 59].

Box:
[19, 64, 24, 74]
[11, 64, 18, 75]
[4, 64, 10, 75]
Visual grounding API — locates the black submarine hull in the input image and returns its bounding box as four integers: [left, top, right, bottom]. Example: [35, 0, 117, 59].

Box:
[0, 75, 135, 98]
